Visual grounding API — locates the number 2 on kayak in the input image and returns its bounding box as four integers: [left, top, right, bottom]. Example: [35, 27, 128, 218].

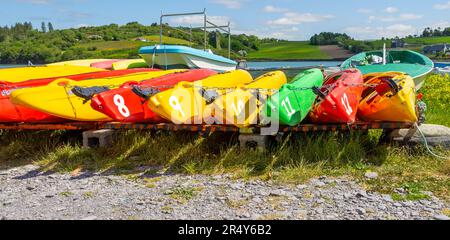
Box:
[341, 93, 353, 116]
[281, 97, 296, 117]
[114, 94, 130, 118]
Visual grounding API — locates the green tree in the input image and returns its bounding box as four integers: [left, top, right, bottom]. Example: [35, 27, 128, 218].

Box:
[41, 22, 47, 33]
[48, 22, 54, 32]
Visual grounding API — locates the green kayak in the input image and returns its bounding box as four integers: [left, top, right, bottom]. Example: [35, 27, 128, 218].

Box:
[263, 68, 324, 126]
[341, 50, 434, 90]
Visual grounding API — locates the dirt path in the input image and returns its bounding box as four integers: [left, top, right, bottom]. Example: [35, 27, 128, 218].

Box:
[0, 165, 448, 220]
[319, 45, 353, 60]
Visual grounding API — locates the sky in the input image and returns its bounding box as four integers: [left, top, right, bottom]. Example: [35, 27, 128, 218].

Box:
[2, 0, 450, 40]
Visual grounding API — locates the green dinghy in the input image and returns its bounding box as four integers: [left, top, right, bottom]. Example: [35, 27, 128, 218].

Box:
[341, 49, 434, 90]
[263, 68, 324, 126]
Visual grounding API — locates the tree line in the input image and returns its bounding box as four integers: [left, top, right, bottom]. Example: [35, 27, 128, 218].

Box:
[0, 21, 271, 64]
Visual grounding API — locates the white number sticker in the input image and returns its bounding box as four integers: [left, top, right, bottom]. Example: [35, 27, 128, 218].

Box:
[231, 100, 245, 116]
[113, 94, 130, 118]
[169, 96, 186, 118]
[341, 93, 353, 116]
[281, 97, 296, 117]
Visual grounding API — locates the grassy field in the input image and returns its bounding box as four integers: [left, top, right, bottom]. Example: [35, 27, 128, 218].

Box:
[404, 36, 450, 45]
[78, 40, 147, 51]
[76, 35, 193, 59]
[247, 41, 331, 60]
[0, 74, 449, 202]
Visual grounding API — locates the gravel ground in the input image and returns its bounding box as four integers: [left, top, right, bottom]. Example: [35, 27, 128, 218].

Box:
[0, 165, 448, 220]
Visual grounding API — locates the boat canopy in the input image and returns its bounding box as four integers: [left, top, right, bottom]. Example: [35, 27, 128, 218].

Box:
[139, 45, 237, 65]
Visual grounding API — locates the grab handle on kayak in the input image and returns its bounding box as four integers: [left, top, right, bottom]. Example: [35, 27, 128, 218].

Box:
[71, 86, 111, 103]
[132, 86, 160, 100]
[200, 89, 219, 105]
[312, 86, 327, 100]
[376, 78, 400, 97]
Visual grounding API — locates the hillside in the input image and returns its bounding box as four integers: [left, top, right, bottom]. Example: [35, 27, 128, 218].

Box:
[404, 36, 450, 45]
[75, 35, 194, 59]
[247, 41, 331, 60]
[0, 22, 263, 64]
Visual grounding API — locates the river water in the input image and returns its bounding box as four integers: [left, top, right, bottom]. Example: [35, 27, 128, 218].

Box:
[1, 62, 342, 70]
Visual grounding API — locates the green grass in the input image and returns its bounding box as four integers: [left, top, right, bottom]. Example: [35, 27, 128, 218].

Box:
[247, 41, 330, 60]
[0, 75, 449, 202]
[140, 35, 192, 45]
[404, 36, 450, 45]
[75, 35, 193, 59]
[419, 74, 450, 126]
[78, 40, 148, 51]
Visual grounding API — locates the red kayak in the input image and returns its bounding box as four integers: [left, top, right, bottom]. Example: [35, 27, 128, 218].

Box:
[90, 60, 120, 70]
[90, 69, 217, 122]
[0, 68, 159, 122]
[309, 69, 363, 124]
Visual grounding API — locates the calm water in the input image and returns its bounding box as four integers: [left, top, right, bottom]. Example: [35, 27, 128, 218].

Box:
[0, 62, 342, 69]
[247, 61, 342, 69]
[1, 61, 448, 69]
[0, 64, 25, 69]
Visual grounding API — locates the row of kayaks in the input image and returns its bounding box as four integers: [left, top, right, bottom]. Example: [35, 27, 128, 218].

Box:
[48, 59, 149, 70]
[0, 65, 419, 126]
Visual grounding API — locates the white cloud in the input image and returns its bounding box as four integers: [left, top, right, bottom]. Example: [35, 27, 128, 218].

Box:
[429, 20, 450, 29]
[210, 0, 242, 9]
[369, 13, 423, 22]
[171, 15, 234, 27]
[263, 5, 288, 13]
[357, 8, 373, 14]
[267, 12, 334, 25]
[343, 24, 417, 39]
[15, 0, 50, 4]
[433, 1, 450, 10]
[384, 7, 398, 13]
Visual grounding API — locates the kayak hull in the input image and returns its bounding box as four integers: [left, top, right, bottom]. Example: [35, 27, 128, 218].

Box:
[112, 59, 149, 70]
[47, 59, 110, 67]
[10, 70, 180, 121]
[211, 71, 287, 127]
[91, 69, 217, 122]
[148, 70, 253, 124]
[0, 66, 104, 83]
[358, 72, 417, 122]
[263, 69, 324, 126]
[0, 69, 159, 122]
[310, 69, 364, 124]
[90, 60, 120, 70]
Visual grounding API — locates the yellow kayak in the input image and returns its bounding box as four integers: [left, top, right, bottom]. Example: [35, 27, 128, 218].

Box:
[0, 66, 104, 83]
[358, 72, 417, 122]
[47, 59, 110, 67]
[149, 70, 253, 124]
[112, 59, 148, 70]
[11, 70, 181, 121]
[210, 71, 287, 127]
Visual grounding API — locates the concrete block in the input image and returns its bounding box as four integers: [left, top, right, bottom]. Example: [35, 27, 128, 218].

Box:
[391, 124, 450, 139]
[239, 134, 269, 151]
[82, 129, 116, 148]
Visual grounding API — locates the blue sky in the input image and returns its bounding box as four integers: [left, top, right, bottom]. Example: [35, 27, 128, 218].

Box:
[3, 0, 450, 40]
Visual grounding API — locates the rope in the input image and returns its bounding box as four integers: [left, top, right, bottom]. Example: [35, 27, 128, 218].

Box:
[414, 123, 449, 160]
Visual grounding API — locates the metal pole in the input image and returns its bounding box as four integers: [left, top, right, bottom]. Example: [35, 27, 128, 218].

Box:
[159, 12, 163, 45]
[204, 9, 207, 51]
[159, 9, 206, 46]
[228, 22, 231, 58]
[189, 25, 192, 47]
